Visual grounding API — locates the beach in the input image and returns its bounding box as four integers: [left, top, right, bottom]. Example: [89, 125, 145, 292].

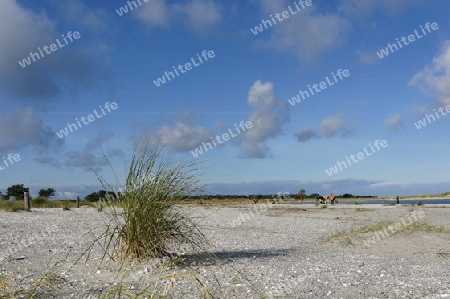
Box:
[0, 204, 449, 298]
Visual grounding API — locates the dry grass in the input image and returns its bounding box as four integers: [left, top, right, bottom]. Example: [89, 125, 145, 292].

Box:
[323, 220, 448, 246]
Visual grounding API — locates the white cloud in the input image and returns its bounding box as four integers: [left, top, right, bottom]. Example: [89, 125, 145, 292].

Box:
[255, 0, 420, 62]
[240, 80, 290, 158]
[384, 113, 404, 132]
[245, 80, 289, 143]
[319, 115, 345, 137]
[136, 0, 170, 27]
[136, 0, 221, 35]
[296, 115, 353, 142]
[409, 41, 450, 107]
[295, 125, 316, 142]
[239, 142, 271, 159]
[174, 0, 221, 34]
[148, 112, 214, 152]
[255, 0, 350, 62]
[0, 0, 114, 103]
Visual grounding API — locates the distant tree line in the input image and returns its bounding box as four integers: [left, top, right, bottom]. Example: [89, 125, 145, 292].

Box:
[0, 184, 376, 201]
[0, 184, 55, 200]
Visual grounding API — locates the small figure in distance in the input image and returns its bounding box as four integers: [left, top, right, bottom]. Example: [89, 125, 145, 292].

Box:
[396, 195, 400, 204]
[300, 195, 303, 204]
[330, 193, 335, 205]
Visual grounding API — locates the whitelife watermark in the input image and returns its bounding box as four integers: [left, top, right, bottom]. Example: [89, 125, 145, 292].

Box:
[228, 192, 290, 227]
[287, 69, 350, 107]
[0, 153, 21, 172]
[0, 224, 58, 262]
[250, 0, 313, 35]
[115, 0, 149, 16]
[325, 139, 388, 176]
[376, 22, 439, 59]
[55, 101, 118, 139]
[363, 210, 425, 247]
[18, 31, 81, 68]
[190, 121, 253, 157]
[153, 50, 216, 87]
[414, 104, 450, 129]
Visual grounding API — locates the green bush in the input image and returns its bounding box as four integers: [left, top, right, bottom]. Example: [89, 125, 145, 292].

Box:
[94, 139, 208, 260]
[32, 196, 47, 206]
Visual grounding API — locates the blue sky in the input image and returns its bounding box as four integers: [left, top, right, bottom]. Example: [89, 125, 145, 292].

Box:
[0, 0, 449, 199]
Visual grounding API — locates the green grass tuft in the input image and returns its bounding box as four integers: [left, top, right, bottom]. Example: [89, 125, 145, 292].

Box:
[91, 138, 209, 261]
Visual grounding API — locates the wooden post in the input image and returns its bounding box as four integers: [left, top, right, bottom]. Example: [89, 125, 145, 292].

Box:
[24, 188, 30, 211]
[77, 196, 80, 208]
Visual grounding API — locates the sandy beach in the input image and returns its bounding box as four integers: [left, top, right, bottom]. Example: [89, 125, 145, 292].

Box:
[0, 204, 449, 298]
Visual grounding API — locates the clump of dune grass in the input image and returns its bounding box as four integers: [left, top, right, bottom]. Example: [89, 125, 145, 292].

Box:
[392, 221, 449, 236]
[323, 220, 449, 248]
[79, 139, 268, 298]
[91, 139, 209, 261]
[0, 271, 66, 298]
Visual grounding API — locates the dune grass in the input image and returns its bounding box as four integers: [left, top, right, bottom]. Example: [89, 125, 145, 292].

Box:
[324, 220, 448, 246]
[88, 139, 209, 261]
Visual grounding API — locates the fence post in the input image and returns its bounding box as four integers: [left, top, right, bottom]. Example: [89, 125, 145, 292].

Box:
[77, 196, 80, 208]
[24, 188, 30, 211]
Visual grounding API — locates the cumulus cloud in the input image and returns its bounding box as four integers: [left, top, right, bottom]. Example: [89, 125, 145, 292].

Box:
[295, 125, 316, 142]
[0, 107, 63, 154]
[384, 113, 404, 132]
[0, 0, 114, 104]
[239, 142, 271, 159]
[255, 0, 350, 62]
[254, 0, 419, 62]
[132, 81, 289, 159]
[319, 115, 345, 137]
[296, 115, 353, 142]
[239, 80, 289, 158]
[151, 111, 214, 152]
[409, 41, 450, 107]
[137, 0, 221, 35]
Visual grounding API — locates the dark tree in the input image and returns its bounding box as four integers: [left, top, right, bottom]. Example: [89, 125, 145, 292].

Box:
[38, 188, 56, 199]
[85, 191, 100, 202]
[6, 184, 25, 200]
[85, 190, 118, 202]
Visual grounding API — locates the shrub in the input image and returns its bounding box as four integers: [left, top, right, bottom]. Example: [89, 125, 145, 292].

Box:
[93, 139, 208, 260]
[32, 196, 47, 206]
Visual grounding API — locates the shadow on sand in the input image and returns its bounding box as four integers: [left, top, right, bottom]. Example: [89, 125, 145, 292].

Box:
[178, 248, 295, 267]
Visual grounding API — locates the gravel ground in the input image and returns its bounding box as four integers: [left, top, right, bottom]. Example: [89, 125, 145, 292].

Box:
[0, 203, 449, 298]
